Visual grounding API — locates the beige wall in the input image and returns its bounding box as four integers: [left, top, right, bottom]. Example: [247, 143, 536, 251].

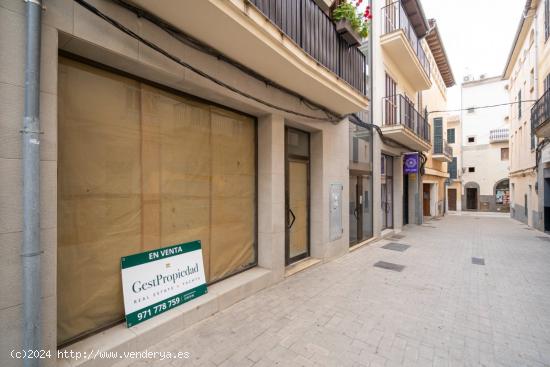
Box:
[0, 0, 356, 365]
[504, 0, 550, 226]
[371, 0, 451, 228]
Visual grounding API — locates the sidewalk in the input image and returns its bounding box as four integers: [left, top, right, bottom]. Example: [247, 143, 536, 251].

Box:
[114, 215, 550, 367]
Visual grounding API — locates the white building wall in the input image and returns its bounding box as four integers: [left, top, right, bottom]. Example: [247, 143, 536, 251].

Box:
[461, 77, 510, 210]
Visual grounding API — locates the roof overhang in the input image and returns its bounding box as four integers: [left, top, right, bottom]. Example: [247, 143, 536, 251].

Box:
[402, 0, 429, 38]
[425, 19, 455, 88]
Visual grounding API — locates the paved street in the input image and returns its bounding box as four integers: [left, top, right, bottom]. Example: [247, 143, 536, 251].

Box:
[116, 216, 550, 367]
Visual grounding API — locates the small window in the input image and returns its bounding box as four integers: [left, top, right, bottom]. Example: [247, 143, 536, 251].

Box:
[467, 107, 475, 114]
[501, 148, 509, 161]
[518, 90, 522, 118]
[447, 128, 456, 144]
[467, 136, 476, 143]
[468, 167, 475, 173]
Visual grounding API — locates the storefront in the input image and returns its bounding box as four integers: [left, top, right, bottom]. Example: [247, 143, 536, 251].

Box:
[57, 57, 257, 345]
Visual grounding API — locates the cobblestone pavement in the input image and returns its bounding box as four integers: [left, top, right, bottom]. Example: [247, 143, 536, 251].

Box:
[116, 216, 550, 367]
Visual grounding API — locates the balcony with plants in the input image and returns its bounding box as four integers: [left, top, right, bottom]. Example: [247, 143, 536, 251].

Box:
[131, 0, 369, 115]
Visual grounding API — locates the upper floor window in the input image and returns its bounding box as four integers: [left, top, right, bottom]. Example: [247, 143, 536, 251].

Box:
[467, 136, 476, 144]
[447, 128, 456, 144]
[501, 148, 509, 161]
[518, 90, 522, 118]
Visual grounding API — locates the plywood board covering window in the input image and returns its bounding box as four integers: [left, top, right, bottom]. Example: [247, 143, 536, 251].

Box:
[57, 58, 256, 345]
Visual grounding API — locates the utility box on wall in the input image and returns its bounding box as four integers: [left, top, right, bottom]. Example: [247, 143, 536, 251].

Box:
[329, 183, 343, 241]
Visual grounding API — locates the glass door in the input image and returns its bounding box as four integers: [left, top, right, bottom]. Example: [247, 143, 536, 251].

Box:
[285, 128, 310, 265]
[381, 155, 394, 229]
[349, 175, 359, 244]
[350, 174, 373, 246]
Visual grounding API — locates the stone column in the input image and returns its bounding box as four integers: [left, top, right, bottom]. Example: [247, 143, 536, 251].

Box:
[257, 114, 285, 284]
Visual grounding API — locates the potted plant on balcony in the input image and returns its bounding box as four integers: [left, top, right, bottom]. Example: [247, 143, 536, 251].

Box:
[332, 0, 372, 46]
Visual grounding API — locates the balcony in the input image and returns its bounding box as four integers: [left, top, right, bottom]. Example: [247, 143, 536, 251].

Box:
[381, 94, 431, 151]
[131, 0, 368, 115]
[432, 139, 453, 162]
[380, 1, 431, 91]
[532, 89, 550, 138]
[489, 128, 509, 143]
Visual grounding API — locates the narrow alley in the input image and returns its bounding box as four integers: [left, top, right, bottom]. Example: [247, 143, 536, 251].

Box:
[115, 215, 550, 367]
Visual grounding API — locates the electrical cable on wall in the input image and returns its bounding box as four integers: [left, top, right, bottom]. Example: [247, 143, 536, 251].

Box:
[428, 100, 537, 115]
[73, 0, 344, 122]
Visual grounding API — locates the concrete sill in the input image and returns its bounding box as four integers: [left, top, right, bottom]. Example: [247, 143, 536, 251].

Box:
[59, 267, 272, 367]
[284, 258, 321, 277]
[349, 237, 378, 252]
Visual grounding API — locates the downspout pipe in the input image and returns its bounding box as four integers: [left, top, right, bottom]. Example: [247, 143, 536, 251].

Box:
[21, 0, 42, 365]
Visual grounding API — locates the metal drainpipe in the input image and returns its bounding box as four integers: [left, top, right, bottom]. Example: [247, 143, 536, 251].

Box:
[22, 0, 42, 365]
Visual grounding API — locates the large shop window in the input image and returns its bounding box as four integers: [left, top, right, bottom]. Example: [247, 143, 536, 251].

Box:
[57, 58, 257, 345]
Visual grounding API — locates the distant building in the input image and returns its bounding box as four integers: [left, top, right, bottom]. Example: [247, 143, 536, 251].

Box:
[460, 77, 510, 212]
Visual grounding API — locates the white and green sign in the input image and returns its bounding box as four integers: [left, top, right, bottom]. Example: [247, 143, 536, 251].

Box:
[120, 240, 207, 327]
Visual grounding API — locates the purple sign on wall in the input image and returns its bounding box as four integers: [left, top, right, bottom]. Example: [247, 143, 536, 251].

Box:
[403, 153, 419, 174]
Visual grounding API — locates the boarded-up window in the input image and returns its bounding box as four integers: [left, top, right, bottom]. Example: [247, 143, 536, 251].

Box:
[57, 58, 256, 345]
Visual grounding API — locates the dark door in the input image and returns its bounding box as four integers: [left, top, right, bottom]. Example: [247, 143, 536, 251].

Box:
[467, 188, 478, 210]
[285, 128, 310, 265]
[403, 175, 409, 225]
[423, 184, 431, 216]
[545, 178, 550, 231]
[448, 189, 457, 211]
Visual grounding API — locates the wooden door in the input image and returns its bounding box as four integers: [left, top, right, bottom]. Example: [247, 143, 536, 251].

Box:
[423, 184, 431, 216]
[448, 189, 457, 211]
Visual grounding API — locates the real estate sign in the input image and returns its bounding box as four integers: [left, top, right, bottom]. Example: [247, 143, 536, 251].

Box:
[121, 240, 207, 327]
[403, 152, 419, 175]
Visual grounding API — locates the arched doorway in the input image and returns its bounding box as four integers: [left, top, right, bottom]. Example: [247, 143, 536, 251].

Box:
[494, 179, 510, 212]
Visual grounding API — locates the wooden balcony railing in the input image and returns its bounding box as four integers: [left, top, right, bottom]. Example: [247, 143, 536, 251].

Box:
[249, 0, 367, 95]
[382, 94, 431, 143]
